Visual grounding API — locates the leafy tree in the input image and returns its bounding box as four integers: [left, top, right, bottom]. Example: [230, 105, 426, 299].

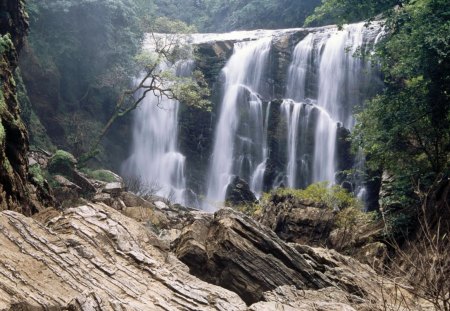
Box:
[83, 17, 211, 161]
[354, 0, 450, 183]
[152, 0, 322, 31]
[305, 0, 401, 26]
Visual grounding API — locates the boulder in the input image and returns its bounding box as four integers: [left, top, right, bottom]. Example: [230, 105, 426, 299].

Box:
[47, 150, 77, 176]
[102, 182, 123, 197]
[257, 197, 335, 246]
[225, 176, 257, 206]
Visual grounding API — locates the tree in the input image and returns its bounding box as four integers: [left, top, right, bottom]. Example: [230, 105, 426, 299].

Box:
[354, 0, 449, 183]
[304, 0, 401, 26]
[82, 17, 210, 162]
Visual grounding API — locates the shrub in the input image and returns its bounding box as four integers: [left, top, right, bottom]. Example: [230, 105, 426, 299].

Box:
[48, 150, 77, 176]
[266, 182, 363, 211]
[82, 169, 119, 183]
[29, 164, 45, 187]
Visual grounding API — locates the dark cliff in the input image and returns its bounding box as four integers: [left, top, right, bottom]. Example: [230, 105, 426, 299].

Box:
[0, 0, 45, 214]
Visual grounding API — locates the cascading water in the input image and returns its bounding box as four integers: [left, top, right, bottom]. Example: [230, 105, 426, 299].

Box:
[205, 38, 272, 209]
[283, 22, 382, 187]
[124, 23, 382, 211]
[122, 61, 193, 205]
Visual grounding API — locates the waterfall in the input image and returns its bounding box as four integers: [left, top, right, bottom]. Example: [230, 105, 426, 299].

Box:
[205, 38, 271, 209]
[124, 23, 382, 211]
[283, 22, 382, 187]
[122, 61, 193, 205]
[250, 102, 271, 197]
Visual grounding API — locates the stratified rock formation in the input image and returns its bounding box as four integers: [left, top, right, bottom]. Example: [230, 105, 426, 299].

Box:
[0, 203, 246, 310]
[173, 208, 386, 306]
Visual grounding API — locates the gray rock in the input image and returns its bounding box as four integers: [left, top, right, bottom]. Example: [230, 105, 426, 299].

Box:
[0, 204, 247, 310]
[102, 182, 123, 196]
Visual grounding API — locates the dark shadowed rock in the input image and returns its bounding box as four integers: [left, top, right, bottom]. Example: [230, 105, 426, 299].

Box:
[225, 176, 257, 206]
[257, 197, 336, 246]
[172, 208, 385, 305]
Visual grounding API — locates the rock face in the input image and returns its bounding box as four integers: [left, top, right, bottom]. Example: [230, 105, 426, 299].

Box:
[257, 195, 336, 246]
[173, 208, 383, 306]
[0, 0, 47, 214]
[0, 203, 247, 310]
[0, 198, 426, 310]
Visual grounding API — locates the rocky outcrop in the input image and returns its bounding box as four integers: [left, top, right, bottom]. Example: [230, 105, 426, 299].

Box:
[173, 208, 391, 306]
[257, 195, 336, 246]
[225, 176, 257, 206]
[0, 203, 247, 310]
[256, 193, 388, 270]
[0, 197, 428, 310]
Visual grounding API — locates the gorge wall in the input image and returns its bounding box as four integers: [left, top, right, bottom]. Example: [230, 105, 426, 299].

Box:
[0, 0, 46, 214]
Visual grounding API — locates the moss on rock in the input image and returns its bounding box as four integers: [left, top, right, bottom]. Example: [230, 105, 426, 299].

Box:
[48, 150, 77, 176]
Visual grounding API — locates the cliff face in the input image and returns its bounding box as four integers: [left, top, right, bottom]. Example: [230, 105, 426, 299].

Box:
[0, 0, 42, 214]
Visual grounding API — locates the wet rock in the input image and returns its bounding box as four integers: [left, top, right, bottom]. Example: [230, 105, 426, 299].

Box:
[225, 176, 257, 206]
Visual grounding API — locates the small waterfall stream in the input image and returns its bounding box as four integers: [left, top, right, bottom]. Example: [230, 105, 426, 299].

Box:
[122, 61, 194, 205]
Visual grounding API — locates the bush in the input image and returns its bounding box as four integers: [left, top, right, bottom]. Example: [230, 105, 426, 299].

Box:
[82, 169, 119, 183]
[266, 182, 363, 211]
[29, 164, 45, 187]
[48, 150, 77, 176]
[231, 202, 262, 217]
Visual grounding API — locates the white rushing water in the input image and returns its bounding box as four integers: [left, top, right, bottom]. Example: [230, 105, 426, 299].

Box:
[283, 22, 381, 187]
[127, 22, 382, 211]
[205, 38, 272, 209]
[122, 61, 193, 205]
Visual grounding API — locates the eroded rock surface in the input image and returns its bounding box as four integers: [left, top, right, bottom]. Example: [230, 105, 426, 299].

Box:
[0, 203, 247, 310]
[173, 208, 382, 305]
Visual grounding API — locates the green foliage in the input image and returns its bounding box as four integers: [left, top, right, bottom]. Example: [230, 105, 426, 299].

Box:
[27, 0, 145, 97]
[0, 122, 5, 144]
[81, 169, 119, 183]
[48, 150, 77, 175]
[232, 202, 262, 217]
[305, 0, 399, 26]
[0, 34, 13, 55]
[173, 71, 211, 110]
[266, 182, 363, 210]
[151, 0, 322, 31]
[335, 204, 375, 230]
[354, 0, 450, 187]
[29, 164, 45, 187]
[382, 209, 417, 239]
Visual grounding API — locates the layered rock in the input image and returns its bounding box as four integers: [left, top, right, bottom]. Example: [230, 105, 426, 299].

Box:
[0, 203, 247, 310]
[173, 208, 387, 306]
